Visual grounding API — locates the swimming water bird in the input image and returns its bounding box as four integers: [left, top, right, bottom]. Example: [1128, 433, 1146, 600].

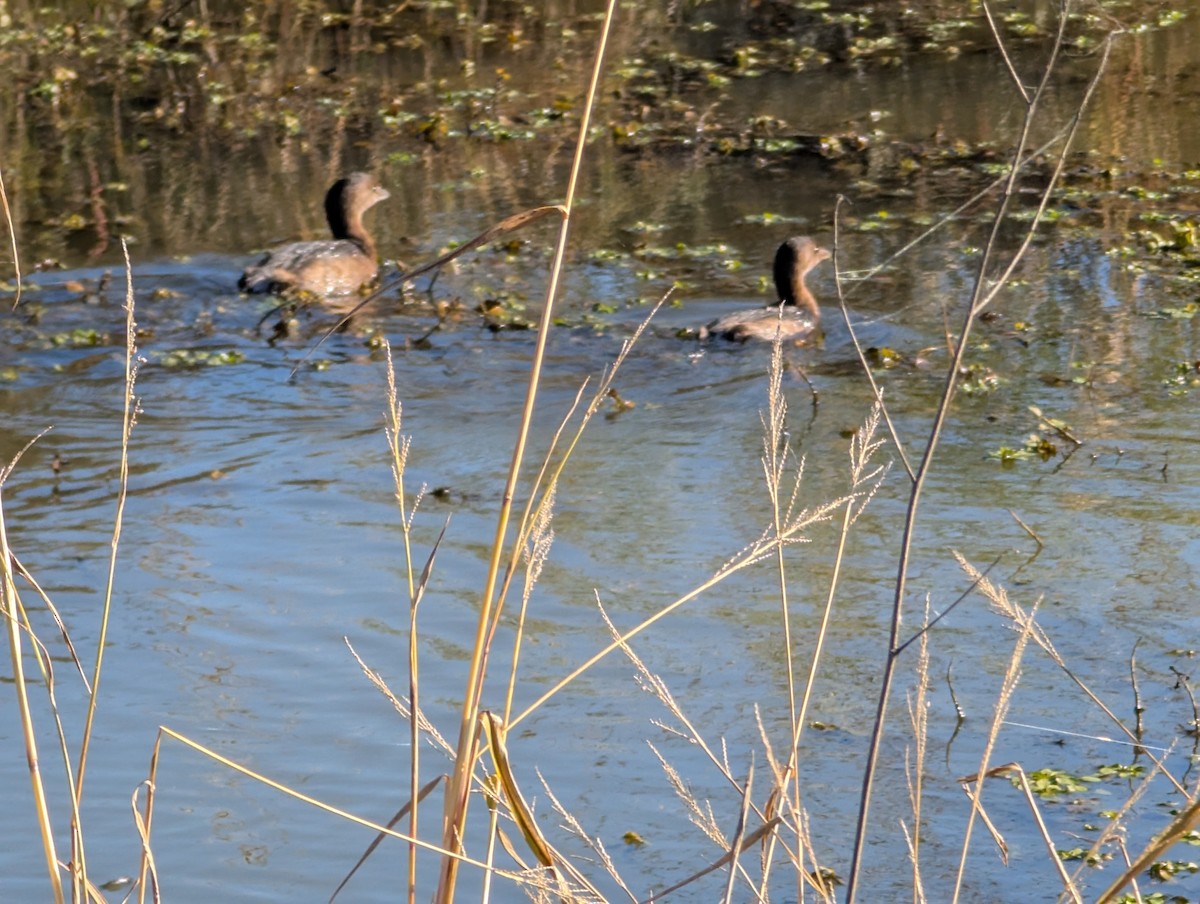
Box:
[702, 236, 831, 343]
[239, 172, 390, 296]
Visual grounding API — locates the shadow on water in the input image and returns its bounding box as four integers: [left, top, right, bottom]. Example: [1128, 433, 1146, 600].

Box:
[3, 1, 1200, 901]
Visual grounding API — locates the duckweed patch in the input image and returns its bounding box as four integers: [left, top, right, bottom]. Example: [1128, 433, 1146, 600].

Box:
[989, 434, 1057, 465]
[152, 348, 246, 368]
[1058, 847, 1112, 866]
[957, 362, 1001, 394]
[1161, 361, 1200, 396]
[1020, 767, 1097, 797]
[48, 328, 108, 347]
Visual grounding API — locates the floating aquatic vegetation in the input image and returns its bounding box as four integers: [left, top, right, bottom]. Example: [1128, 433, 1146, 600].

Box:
[957, 361, 1001, 394]
[739, 212, 809, 226]
[48, 328, 107, 347]
[1146, 303, 1200, 320]
[1057, 847, 1111, 866]
[153, 348, 246, 368]
[1160, 361, 1200, 396]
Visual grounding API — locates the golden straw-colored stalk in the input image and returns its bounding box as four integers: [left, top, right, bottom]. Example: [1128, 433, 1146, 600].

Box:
[437, 2, 621, 899]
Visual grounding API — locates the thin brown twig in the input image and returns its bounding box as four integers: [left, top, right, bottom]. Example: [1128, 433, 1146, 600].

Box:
[1129, 639, 1145, 744]
[951, 595, 1042, 903]
[1169, 665, 1200, 760]
[894, 555, 1001, 656]
[831, 204, 915, 483]
[982, 1, 1031, 104]
[1007, 509, 1043, 550]
[721, 766, 754, 904]
[844, 7, 1113, 899]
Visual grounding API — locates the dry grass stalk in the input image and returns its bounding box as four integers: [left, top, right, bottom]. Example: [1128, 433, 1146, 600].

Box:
[539, 773, 637, 902]
[760, 336, 801, 805]
[437, 5, 620, 896]
[67, 240, 140, 899]
[497, 292, 668, 721]
[383, 345, 435, 904]
[789, 400, 886, 755]
[604, 601, 736, 799]
[646, 742, 726, 848]
[344, 638, 453, 757]
[1, 236, 140, 903]
[841, 7, 1118, 898]
[640, 816, 783, 904]
[956, 553, 1187, 796]
[902, 597, 932, 904]
[8, 551, 89, 687]
[751, 706, 818, 892]
[0, 486, 63, 901]
[512, 485, 849, 733]
[130, 779, 160, 903]
[150, 726, 509, 868]
[481, 712, 555, 870]
[720, 764, 755, 904]
[950, 588, 1041, 903]
[761, 392, 886, 894]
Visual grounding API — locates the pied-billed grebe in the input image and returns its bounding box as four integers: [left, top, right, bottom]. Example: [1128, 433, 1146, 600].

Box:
[239, 172, 390, 296]
[702, 236, 831, 343]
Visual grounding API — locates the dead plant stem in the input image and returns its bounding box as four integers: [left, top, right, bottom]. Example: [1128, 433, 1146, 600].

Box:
[1, 491, 62, 904]
[436, 2, 619, 898]
[76, 240, 136, 791]
[511, 490, 846, 730]
[383, 342, 420, 904]
[0, 162, 63, 902]
[70, 238, 137, 896]
[843, 4, 1096, 898]
[951, 597, 1041, 902]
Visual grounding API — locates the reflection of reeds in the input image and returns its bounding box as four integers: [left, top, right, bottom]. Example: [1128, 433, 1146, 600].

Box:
[0, 2, 652, 265]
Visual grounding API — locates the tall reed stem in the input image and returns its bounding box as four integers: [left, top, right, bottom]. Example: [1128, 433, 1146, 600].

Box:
[843, 3, 1112, 897]
[436, 3, 619, 899]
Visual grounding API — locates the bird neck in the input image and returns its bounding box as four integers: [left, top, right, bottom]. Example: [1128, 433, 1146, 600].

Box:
[328, 202, 375, 258]
[781, 265, 820, 318]
[324, 181, 374, 256]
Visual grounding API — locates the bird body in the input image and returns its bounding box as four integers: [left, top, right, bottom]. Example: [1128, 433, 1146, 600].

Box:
[702, 236, 830, 343]
[240, 172, 389, 296]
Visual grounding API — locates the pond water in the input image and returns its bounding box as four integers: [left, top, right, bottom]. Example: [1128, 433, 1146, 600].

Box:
[3, 3, 1200, 902]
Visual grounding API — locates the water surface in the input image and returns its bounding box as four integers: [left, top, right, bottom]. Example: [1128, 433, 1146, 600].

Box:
[2, 3, 1200, 901]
